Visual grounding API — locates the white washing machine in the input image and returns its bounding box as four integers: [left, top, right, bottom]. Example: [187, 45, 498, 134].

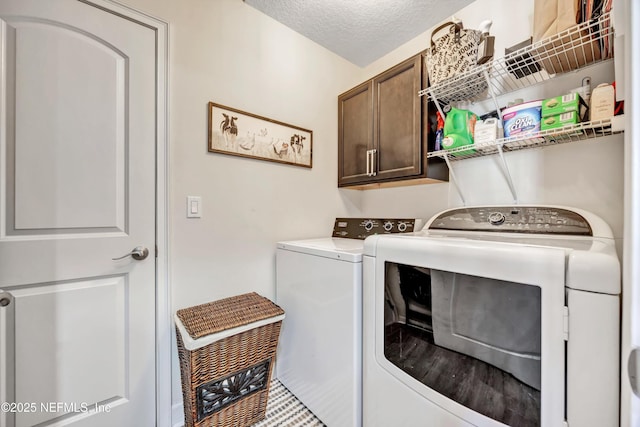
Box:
[363, 206, 620, 427]
[276, 218, 422, 427]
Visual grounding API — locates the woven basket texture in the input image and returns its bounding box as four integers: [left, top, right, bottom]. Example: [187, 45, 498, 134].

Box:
[176, 292, 284, 340]
[176, 293, 284, 427]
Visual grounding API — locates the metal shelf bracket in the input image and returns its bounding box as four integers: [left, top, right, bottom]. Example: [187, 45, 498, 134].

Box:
[483, 68, 502, 121]
[427, 86, 446, 120]
[443, 153, 466, 205]
[496, 144, 519, 204]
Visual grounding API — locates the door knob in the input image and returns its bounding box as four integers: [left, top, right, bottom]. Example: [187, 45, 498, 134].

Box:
[0, 290, 12, 307]
[112, 246, 149, 261]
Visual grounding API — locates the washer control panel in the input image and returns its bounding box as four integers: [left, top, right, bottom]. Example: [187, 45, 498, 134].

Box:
[429, 206, 592, 235]
[332, 218, 420, 239]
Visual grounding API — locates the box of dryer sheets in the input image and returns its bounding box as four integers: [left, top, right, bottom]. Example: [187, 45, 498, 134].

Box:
[541, 93, 588, 121]
[541, 111, 580, 131]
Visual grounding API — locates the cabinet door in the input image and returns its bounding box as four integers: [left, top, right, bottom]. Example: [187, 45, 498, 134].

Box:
[338, 81, 373, 187]
[373, 54, 423, 181]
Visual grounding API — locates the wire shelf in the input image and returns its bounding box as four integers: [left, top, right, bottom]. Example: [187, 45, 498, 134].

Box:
[419, 12, 614, 106]
[427, 119, 622, 161]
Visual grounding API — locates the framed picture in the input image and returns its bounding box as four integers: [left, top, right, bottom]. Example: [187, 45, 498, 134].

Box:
[208, 102, 313, 168]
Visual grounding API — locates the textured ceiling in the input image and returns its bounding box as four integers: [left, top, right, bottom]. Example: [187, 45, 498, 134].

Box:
[244, 0, 475, 67]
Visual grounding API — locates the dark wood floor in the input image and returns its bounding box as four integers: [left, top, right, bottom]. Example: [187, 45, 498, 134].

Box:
[384, 323, 541, 427]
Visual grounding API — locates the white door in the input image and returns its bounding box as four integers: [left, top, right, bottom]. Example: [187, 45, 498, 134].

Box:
[0, 0, 157, 426]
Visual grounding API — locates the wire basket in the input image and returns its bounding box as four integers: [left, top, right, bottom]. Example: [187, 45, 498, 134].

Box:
[419, 12, 614, 106]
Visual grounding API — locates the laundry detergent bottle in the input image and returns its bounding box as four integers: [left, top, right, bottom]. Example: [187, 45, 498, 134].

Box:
[441, 107, 478, 155]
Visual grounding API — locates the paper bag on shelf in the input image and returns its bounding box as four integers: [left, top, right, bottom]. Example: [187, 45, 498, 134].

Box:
[532, 0, 601, 74]
[533, 0, 580, 41]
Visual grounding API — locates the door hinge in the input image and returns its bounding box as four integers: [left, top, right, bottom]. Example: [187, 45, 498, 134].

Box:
[563, 306, 569, 341]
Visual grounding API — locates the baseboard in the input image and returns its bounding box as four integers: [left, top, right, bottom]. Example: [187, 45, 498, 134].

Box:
[172, 401, 184, 427]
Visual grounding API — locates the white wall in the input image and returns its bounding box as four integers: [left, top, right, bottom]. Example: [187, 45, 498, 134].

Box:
[123, 0, 364, 307]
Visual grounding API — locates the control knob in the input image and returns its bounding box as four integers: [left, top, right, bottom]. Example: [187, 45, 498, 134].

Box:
[488, 212, 506, 226]
[397, 222, 408, 232]
[383, 221, 394, 232]
[363, 220, 374, 231]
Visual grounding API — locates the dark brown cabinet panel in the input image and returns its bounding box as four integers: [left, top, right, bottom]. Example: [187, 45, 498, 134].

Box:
[338, 53, 447, 188]
[338, 81, 373, 186]
[374, 55, 422, 181]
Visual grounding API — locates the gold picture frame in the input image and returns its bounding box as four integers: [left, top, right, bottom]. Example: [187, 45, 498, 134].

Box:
[208, 102, 313, 168]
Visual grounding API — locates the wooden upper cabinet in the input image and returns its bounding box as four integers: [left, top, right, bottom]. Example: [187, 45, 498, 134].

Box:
[338, 80, 373, 186]
[338, 52, 447, 188]
[373, 54, 422, 181]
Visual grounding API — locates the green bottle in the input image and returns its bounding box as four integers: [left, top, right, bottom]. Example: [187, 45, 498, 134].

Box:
[441, 107, 478, 156]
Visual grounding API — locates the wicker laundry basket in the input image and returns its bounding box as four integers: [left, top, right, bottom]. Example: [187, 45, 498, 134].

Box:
[175, 292, 285, 427]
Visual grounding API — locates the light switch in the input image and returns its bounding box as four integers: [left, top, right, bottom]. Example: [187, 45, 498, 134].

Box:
[187, 196, 202, 218]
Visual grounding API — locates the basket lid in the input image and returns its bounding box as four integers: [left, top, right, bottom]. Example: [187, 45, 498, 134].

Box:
[175, 292, 284, 340]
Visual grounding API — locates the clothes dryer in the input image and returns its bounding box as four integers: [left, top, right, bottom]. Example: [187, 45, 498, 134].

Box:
[363, 206, 620, 427]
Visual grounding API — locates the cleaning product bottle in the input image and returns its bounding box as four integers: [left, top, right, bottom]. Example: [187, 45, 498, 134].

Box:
[435, 111, 445, 151]
[474, 117, 499, 153]
[441, 107, 478, 156]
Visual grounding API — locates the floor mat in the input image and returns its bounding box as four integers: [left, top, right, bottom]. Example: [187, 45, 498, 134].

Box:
[253, 379, 325, 426]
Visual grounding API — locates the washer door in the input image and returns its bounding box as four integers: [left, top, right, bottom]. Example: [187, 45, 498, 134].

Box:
[368, 236, 567, 427]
